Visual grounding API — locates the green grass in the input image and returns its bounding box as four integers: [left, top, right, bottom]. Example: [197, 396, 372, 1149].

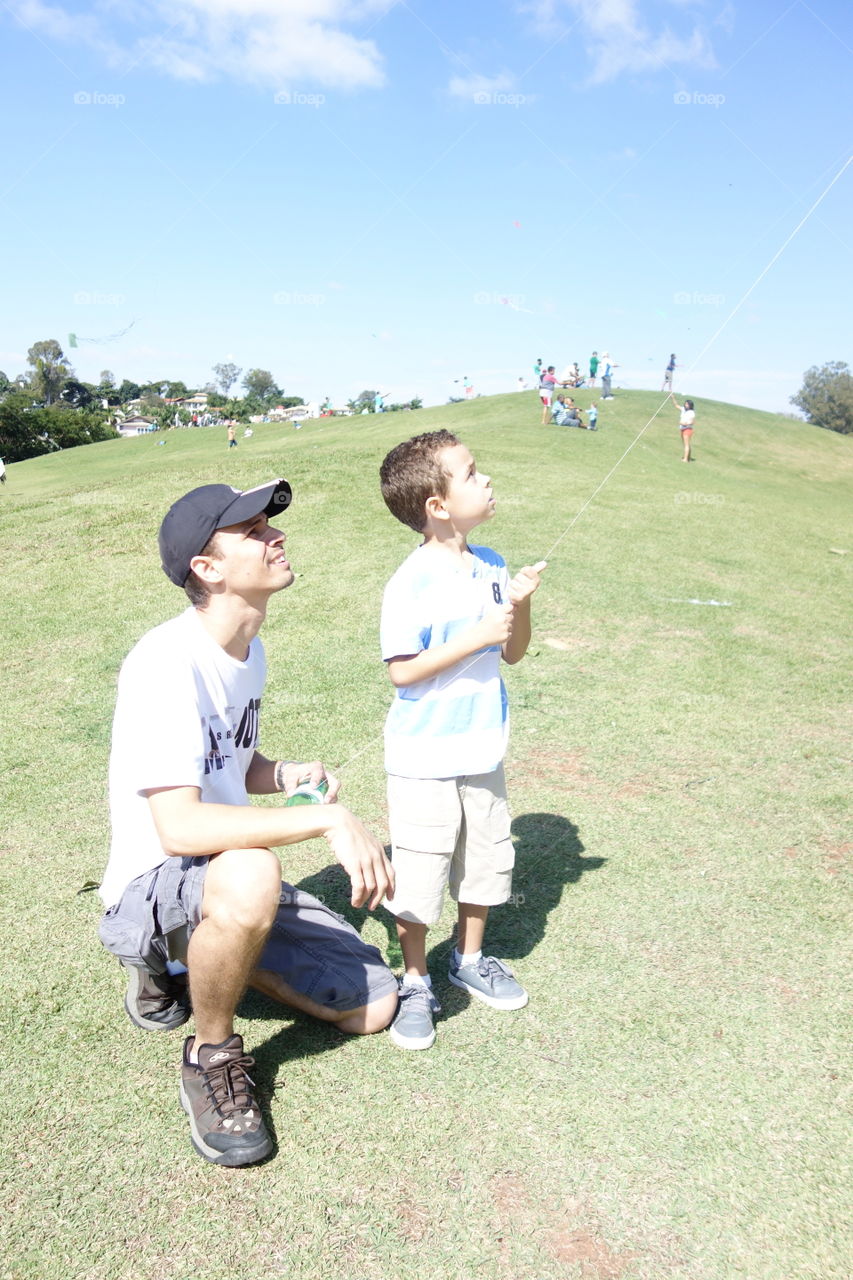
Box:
[1, 392, 851, 1280]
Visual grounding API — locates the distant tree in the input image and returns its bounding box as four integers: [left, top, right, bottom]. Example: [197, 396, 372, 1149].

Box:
[0, 394, 113, 460]
[117, 379, 141, 403]
[27, 339, 73, 405]
[0, 371, 9, 394]
[243, 368, 282, 403]
[99, 370, 116, 388]
[60, 378, 97, 408]
[348, 389, 379, 414]
[0, 391, 52, 461]
[213, 362, 242, 397]
[790, 361, 853, 435]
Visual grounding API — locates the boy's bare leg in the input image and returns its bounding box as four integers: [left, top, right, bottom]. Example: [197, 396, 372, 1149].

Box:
[456, 902, 489, 955]
[396, 918, 429, 977]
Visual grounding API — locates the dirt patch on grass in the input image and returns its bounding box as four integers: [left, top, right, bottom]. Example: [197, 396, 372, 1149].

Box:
[821, 839, 851, 876]
[489, 1176, 647, 1279]
[509, 746, 599, 791]
[550, 1225, 638, 1278]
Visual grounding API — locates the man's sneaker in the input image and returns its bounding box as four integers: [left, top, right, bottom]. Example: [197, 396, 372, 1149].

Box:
[448, 955, 529, 1010]
[122, 961, 190, 1031]
[180, 1035, 273, 1166]
[389, 982, 442, 1051]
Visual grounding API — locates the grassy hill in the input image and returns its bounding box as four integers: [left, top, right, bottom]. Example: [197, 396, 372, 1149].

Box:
[1, 391, 850, 1280]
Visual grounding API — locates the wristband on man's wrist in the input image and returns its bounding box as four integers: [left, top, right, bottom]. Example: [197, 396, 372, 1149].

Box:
[274, 761, 293, 794]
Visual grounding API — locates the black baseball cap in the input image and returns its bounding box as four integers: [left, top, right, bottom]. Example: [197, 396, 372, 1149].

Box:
[158, 478, 293, 586]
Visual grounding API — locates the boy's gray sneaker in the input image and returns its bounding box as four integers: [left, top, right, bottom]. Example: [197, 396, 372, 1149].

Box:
[389, 982, 442, 1051]
[448, 955, 529, 1010]
[180, 1035, 273, 1166]
[122, 961, 190, 1031]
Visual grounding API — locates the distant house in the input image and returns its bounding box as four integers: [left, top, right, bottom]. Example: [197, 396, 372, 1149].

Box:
[268, 402, 316, 421]
[117, 416, 156, 437]
[182, 392, 209, 413]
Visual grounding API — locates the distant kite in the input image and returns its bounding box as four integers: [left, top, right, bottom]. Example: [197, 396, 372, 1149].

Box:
[68, 320, 137, 348]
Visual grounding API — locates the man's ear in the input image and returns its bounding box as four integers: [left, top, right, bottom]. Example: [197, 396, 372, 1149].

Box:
[189, 551, 224, 584]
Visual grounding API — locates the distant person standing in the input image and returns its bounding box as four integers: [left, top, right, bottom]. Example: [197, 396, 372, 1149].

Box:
[539, 366, 557, 424]
[671, 395, 695, 461]
[589, 351, 599, 387]
[662, 354, 677, 392]
[374, 392, 386, 414]
[587, 402, 598, 431]
[601, 354, 618, 400]
[534, 358, 543, 382]
[227, 425, 237, 449]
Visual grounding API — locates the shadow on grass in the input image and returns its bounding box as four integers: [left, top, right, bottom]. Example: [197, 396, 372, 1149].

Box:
[431, 811, 604, 1021]
[244, 813, 604, 1052]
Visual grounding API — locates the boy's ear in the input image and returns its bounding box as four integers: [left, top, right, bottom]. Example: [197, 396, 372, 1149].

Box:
[424, 493, 449, 522]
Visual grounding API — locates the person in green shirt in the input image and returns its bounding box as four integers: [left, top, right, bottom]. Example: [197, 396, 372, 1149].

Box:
[589, 351, 599, 386]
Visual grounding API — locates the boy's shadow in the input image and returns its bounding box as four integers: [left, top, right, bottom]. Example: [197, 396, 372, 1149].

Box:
[239, 813, 603, 1106]
[427, 812, 604, 1019]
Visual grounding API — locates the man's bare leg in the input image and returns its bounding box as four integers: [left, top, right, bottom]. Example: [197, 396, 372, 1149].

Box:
[187, 846, 281, 1047]
[249, 968, 397, 1034]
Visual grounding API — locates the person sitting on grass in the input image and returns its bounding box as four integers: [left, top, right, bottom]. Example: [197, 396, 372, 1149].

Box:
[378, 430, 545, 1050]
[552, 395, 585, 428]
[98, 479, 398, 1167]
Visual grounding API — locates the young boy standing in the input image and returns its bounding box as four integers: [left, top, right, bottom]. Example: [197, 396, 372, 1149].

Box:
[378, 430, 545, 1050]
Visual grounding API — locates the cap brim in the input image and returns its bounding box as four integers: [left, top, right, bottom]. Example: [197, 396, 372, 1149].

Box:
[215, 478, 293, 530]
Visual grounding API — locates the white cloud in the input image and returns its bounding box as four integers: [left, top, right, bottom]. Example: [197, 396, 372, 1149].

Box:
[519, 0, 717, 83]
[6, 0, 390, 89]
[448, 71, 516, 100]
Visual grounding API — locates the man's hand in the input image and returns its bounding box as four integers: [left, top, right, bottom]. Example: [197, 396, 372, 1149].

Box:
[323, 808, 395, 910]
[508, 560, 546, 606]
[277, 760, 340, 802]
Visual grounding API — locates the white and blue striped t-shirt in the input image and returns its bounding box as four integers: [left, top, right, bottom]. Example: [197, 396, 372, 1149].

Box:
[381, 543, 510, 779]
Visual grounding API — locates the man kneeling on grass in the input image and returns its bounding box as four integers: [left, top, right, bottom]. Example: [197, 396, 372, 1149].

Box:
[98, 479, 398, 1167]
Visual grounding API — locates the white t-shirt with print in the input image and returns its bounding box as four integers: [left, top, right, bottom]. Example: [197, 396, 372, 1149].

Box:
[381, 544, 510, 779]
[100, 608, 266, 907]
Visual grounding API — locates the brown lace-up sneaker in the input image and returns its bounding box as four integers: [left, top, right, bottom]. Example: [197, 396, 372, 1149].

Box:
[122, 961, 190, 1031]
[180, 1036, 273, 1166]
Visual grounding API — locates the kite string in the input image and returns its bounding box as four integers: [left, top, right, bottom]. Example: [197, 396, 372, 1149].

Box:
[333, 155, 852, 776]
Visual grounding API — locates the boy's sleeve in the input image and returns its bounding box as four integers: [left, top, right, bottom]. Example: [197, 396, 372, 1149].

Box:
[380, 569, 431, 661]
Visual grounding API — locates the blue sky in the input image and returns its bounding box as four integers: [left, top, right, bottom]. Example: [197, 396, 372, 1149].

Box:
[1, 0, 850, 413]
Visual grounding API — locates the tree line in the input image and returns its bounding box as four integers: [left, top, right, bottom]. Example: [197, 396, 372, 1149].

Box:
[0, 343, 305, 463]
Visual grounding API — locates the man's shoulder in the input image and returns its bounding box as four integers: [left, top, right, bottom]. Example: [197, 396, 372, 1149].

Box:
[121, 609, 197, 672]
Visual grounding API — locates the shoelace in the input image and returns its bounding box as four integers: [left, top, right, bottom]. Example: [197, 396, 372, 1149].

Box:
[201, 1054, 258, 1120]
[400, 984, 440, 1014]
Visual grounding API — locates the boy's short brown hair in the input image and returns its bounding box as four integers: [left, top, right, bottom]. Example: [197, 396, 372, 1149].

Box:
[380, 430, 460, 533]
